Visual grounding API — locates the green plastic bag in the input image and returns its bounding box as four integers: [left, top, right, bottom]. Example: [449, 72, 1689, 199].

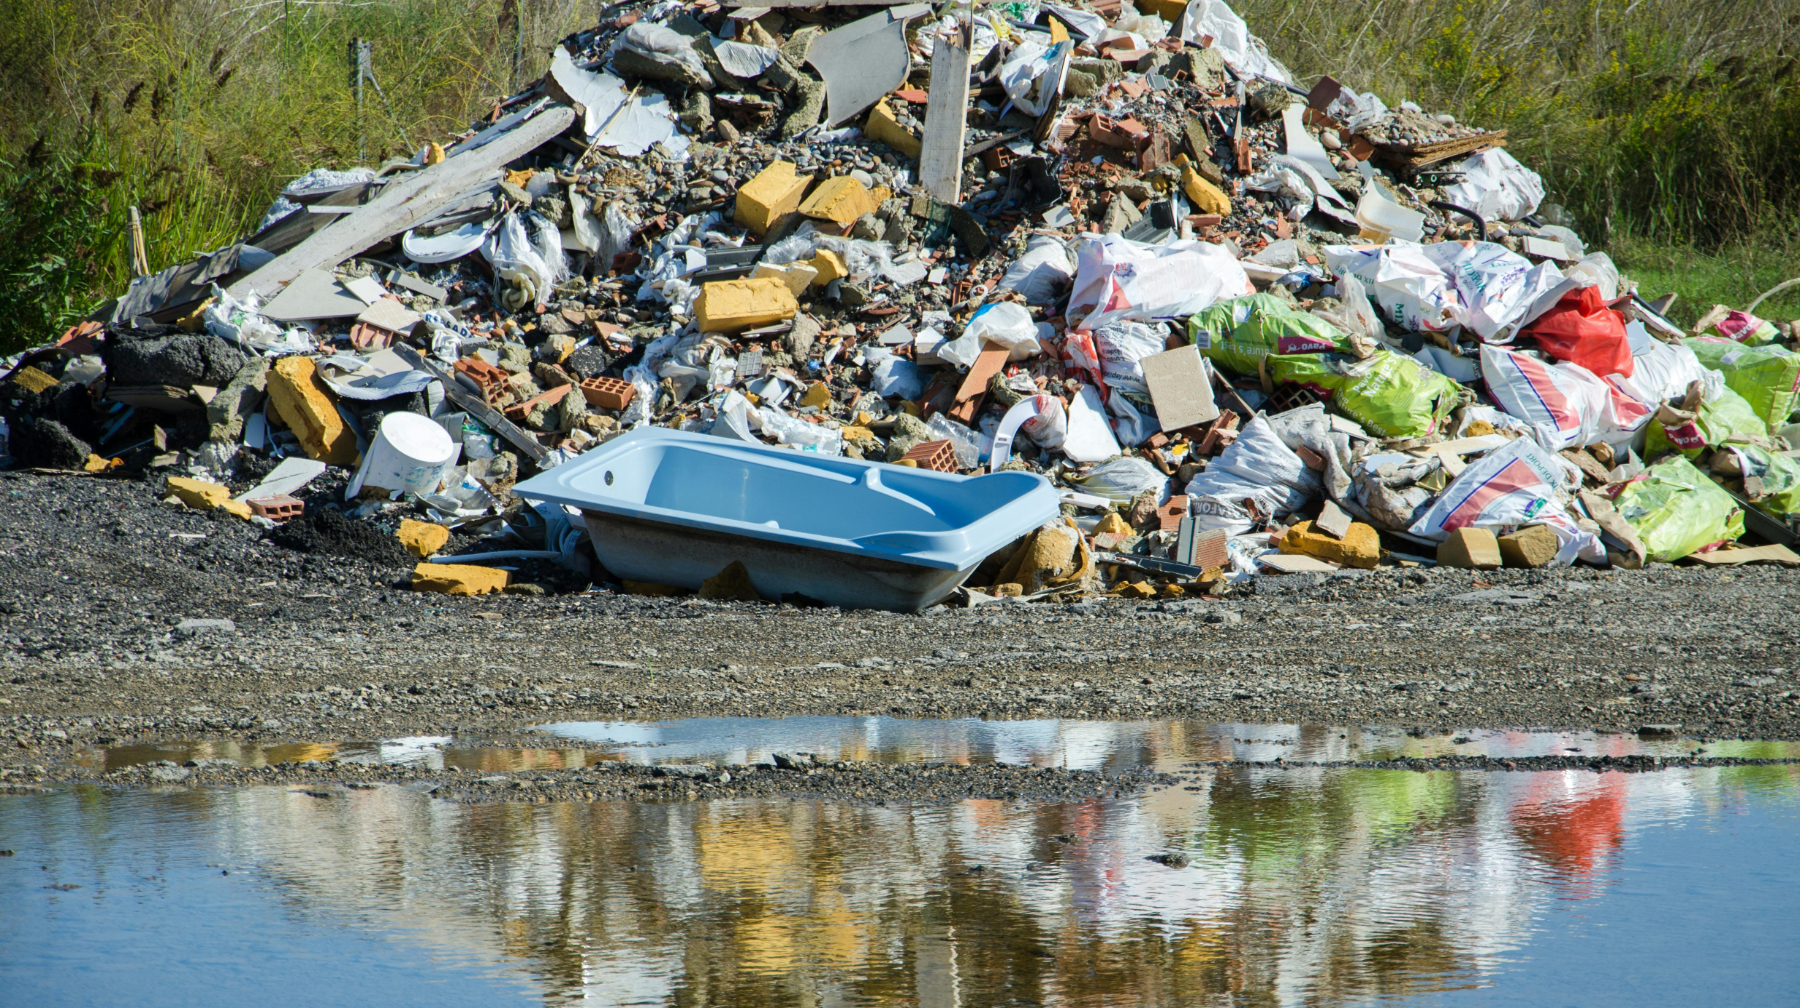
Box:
[1726, 445, 1800, 518]
[1643, 385, 1768, 459]
[1685, 337, 1800, 429]
[1611, 456, 1745, 561]
[1187, 294, 1356, 376]
[1272, 350, 1462, 439]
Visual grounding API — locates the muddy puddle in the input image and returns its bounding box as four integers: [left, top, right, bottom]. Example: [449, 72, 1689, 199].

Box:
[71, 716, 1800, 774]
[8, 719, 1799, 1006]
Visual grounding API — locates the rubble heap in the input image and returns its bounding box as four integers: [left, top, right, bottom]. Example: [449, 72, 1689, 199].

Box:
[5, 0, 1800, 605]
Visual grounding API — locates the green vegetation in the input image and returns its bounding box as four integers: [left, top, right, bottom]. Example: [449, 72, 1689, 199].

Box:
[1, 0, 1796, 352]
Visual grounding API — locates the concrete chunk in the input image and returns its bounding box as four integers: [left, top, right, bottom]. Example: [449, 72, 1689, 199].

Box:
[267, 356, 357, 465]
[1279, 519, 1380, 570]
[798, 175, 878, 225]
[1438, 526, 1502, 569]
[397, 518, 451, 558]
[1498, 523, 1560, 568]
[694, 277, 800, 334]
[412, 563, 508, 596]
[734, 160, 811, 237]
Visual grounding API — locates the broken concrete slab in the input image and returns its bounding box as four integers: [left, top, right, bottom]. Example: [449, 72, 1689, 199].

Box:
[1139, 344, 1220, 431]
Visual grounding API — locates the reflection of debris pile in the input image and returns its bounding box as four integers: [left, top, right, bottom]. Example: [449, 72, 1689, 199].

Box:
[5, 0, 1800, 608]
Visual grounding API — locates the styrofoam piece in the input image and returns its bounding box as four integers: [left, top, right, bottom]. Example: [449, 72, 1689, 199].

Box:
[511, 427, 1059, 611]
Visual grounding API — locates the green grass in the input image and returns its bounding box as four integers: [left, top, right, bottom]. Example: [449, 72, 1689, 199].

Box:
[1611, 232, 1800, 329]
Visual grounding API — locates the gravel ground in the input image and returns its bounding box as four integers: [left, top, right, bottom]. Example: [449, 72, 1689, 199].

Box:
[5, 471, 1800, 791]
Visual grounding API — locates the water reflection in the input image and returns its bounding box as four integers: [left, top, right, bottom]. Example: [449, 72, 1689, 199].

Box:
[76, 718, 1800, 775]
[5, 761, 1796, 1006]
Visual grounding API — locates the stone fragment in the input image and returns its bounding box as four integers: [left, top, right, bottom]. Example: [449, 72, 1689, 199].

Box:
[397, 518, 451, 558]
[267, 356, 357, 465]
[1437, 526, 1502, 569]
[694, 277, 799, 334]
[1498, 524, 1560, 568]
[734, 160, 811, 236]
[412, 563, 508, 596]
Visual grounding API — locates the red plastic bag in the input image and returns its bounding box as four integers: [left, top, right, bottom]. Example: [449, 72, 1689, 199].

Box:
[1527, 286, 1633, 378]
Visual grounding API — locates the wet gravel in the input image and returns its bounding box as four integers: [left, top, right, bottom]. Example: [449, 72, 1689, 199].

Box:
[5, 472, 1800, 789]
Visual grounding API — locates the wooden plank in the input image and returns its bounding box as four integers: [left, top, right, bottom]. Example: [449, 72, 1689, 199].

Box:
[917, 17, 972, 205]
[390, 344, 550, 464]
[228, 105, 577, 301]
[947, 342, 1007, 424]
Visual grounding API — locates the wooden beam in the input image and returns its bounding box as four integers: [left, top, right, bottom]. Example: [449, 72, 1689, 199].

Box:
[227, 105, 576, 301]
[917, 17, 972, 205]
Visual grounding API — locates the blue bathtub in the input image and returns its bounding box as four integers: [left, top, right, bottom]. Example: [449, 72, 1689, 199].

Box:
[510, 427, 1060, 611]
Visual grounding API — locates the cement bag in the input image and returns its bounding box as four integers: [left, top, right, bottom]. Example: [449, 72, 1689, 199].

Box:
[1183, 413, 1320, 533]
[1644, 385, 1768, 458]
[1188, 294, 1355, 376]
[1442, 148, 1544, 222]
[1068, 233, 1252, 330]
[997, 235, 1075, 304]
[1609, 456, 1744, 561]
[1325, 243, 1460, 334]
[1407, 437, 1604, 565]
[1274, 350, 1461, 439]
[1070, 455, 1167, 504]
[1704, 308, 1780, 346]
[1727, 445, 1800, 518]
[1526, 285, 1633, 379]
[1481, 344, 1612, 449]
[1419, 240, 1561, 341]
[1091, 321, 1171, 396]
[1626, 335, 1711, 402]
[1685, 337, 1800, 429]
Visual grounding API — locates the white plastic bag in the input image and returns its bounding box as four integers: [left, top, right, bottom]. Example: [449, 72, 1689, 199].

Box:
[1068, 234, 1252, 329]
[997, 235, 1075, 304]
[1071, 455, 1167, 504]
[1177, 0, 1291, 84]
[1443, 148, 1545, 222]
[483, 212, 558, 308]
[960, 301, 1043, 362]
[1407, 436, 1603, 565]
[864, 346, 926, 400]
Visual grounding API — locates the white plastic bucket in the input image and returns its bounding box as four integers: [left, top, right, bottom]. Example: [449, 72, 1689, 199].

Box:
[347, 411, 459, 499]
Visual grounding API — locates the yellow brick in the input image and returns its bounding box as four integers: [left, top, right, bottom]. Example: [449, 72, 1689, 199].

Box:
[1117, 580, 1156, 599]
[808, 248, 849, 287]
[424, 141, 445, 165]
[1182, 165, 1231, 217]
[267, 357, 357, 465]
[694, 277, 799, 334]
[734, 160, 812, 237]
[167, 476, 232, 510]
[9, 365, 59, 395]
[800, 381, 833, 408]
[797, 175, 878, 225]
[1437, 526, 1502, 570]
[218, 499, 253, 520]
[397, 518, 451, 558]
[1279, 519, 1381, 569]
[751, 260, 820, 297]
[865, 101, 921, 158]
[412, 562, 509, 596]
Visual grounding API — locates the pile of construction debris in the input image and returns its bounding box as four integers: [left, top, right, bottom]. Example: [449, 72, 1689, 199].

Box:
[4, 0, 1800, 604]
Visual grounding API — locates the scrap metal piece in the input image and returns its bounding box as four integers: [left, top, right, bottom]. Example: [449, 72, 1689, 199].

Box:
[806, 4, 933, 127]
